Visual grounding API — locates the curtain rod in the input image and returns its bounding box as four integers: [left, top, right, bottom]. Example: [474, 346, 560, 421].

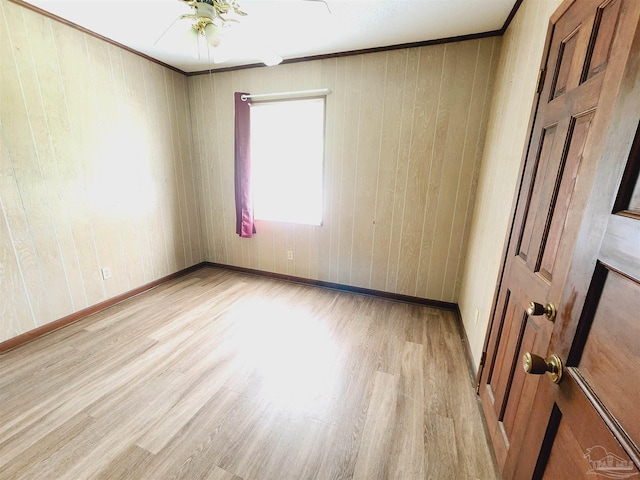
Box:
[241, 88, 331, 101]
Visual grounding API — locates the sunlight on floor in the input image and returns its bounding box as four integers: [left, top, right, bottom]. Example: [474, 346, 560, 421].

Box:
[231, 297, 340, 410]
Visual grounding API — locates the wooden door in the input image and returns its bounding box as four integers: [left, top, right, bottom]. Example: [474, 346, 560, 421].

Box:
[509, 6, 640, 478]
[478, 0, 640, 476]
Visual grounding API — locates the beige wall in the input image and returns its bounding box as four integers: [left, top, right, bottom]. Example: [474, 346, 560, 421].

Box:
[190, 38, 501, 301]
[0, 0, 557, 351]
[0, 0, 203, 343]
[458, 0, 563, 370]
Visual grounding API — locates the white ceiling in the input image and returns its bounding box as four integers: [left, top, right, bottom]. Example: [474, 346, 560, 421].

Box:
[20, 0, 518, 73]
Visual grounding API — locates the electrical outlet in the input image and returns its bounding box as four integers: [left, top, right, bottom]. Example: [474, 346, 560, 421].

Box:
[474, 307, 480, 325]
[101, 267, 112, 280]
[287, 250, 294, 261]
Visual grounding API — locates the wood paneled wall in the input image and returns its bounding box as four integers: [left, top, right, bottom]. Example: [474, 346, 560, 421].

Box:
[0, 0, 203, 343]
[190, 38, 501, 302]
[458, 0, 563, 369]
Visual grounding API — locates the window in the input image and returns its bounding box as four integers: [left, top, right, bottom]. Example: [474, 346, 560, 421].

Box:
[250, 97, 325, 226]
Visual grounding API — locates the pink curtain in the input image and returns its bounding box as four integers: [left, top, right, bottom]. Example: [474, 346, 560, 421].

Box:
[234, 92, 256, 238]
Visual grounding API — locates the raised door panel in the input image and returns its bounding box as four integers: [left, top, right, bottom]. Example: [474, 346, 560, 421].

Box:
[582, 0, 623, 81]
[534, 375, 638, 479]
[537, 111, 595, 282]
[578, 266, 640, 444]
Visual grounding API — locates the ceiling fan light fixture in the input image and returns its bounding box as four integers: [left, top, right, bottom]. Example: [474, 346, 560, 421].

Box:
[188, 0, 245, 24]
[204, 22, 223, 47]
[194, 1, 216, 22]
[162, 0, 284, 68]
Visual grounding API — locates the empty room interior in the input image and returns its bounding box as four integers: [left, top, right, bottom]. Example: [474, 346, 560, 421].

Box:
[2, 0, 640, 478]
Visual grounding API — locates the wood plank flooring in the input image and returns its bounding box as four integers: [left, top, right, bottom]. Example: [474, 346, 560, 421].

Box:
[0, 267, 499, 479]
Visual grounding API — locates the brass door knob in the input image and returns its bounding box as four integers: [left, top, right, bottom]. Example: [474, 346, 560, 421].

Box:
[526, 301, 556, 321]
[523, 352, 563, 384]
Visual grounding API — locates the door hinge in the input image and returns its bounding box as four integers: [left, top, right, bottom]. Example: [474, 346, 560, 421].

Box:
[475, 350, 488, 392]
[536, 68, 546, 94]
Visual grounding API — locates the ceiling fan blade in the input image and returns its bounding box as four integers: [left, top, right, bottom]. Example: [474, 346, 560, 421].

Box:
[210, 43, 235, 64]
[223, 23, 283, 67]
[303, 0, 331, 14]
[257, 48, 283, 67]
[153, 14, 185, 46]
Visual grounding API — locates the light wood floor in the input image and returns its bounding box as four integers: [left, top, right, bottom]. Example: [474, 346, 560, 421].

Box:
[0, 267, 499, 480]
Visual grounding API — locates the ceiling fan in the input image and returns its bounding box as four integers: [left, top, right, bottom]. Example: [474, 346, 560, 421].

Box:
[156, 0, 330, 68]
